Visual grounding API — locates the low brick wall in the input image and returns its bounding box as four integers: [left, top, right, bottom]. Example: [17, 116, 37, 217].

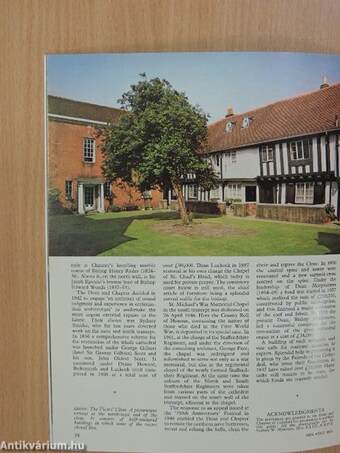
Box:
[186, 200, 226, 215]
[233, 202, 257, 217]
[246, 203, 257, 216]
[256, 203, 327, 224]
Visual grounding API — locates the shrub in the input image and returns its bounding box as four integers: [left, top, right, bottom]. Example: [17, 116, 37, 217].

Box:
[325, 204, 337, 220]
[124, 204, 139, 211]
[107, 205, 122, 212]
[48, 187, 71, 215]
[225, 198, 242, 205]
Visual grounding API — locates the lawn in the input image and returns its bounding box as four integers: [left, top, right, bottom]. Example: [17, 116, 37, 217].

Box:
[48, 209, 340, 256]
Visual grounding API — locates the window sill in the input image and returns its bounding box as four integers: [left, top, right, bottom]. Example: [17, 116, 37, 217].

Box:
[290, 158, 311, 162]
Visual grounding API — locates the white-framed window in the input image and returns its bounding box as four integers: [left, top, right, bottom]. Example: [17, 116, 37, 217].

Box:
[242, 116, 252, 128]
[225, 121, 235, 133]
[188, 184, 198, 199]
[227, 183, 242, 199]
[295, 182, 314, 204]
[261, 145, 273, 162]
[104, 181, 111, 198]
[290, 140, 311, 160]
[65, 180, 72, 199]
[210, 187, 220, 199]
[83, 137, 96, 163]
[231, 151, 237, 163]
[143, 189, 152, 199]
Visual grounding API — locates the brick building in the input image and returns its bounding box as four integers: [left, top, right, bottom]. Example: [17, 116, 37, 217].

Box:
[48, 96, 163, 214]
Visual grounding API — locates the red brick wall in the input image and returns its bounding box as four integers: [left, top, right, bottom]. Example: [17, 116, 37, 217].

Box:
[186, 200, 226, 215]
[48, 119, 163, 210]
[246, 202, 257, 216]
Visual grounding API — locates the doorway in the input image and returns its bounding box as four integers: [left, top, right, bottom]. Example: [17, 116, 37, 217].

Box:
[84, 185, 95, 211]
[245, 186, 256, 202]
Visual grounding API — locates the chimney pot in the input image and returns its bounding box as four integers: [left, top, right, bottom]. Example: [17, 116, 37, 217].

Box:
[225, 107, 234, 117]
[320, 75, 330, 89]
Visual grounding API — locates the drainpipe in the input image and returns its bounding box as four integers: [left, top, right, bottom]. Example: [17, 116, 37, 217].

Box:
[335, 133, 339, 179]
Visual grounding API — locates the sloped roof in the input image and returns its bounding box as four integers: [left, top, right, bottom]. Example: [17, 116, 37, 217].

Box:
[206, 83, 340, 153]
[48, 95, 124, 123]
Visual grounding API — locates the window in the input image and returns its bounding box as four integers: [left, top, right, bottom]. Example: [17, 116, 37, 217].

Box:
[210, 187, 220, 199]
[225, 121, 235, 133]
[143, 190, 152, 199]
[188, 184, 198, 199]
[65, 180, 72, 199]
[261, 145, 273, 162]
[290, 140, 311, 160]
[295, 182, 314, 204]
[104, 181, 111, 198]
[242, 116, 252, 128]
[227, 183, 242, 200]
[231, 151, 237, 163]
[83, 138, 96, 163]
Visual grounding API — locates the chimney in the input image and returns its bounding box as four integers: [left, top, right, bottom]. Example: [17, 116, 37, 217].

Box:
[225, 107, 234, 117]
[320, 75, 330, 89]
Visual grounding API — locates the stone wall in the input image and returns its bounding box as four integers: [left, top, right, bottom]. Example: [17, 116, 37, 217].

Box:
[256, 203, 328, 224]
[186, 200, 226, 215]
[233, 202, 257, 217]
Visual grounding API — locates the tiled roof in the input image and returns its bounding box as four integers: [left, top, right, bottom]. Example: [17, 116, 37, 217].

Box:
[48, 95, 124, 123]
[206, 83, 340, 153]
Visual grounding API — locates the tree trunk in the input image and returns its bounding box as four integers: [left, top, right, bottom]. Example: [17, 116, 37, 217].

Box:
[173, 182, 189, 225]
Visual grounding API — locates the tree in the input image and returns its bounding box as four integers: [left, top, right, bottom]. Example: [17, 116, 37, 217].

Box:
[101, 75, 218, 224]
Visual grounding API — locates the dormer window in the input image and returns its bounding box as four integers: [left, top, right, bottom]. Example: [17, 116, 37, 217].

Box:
[225, 121, 235, 133]
[242, 116, 252, 128]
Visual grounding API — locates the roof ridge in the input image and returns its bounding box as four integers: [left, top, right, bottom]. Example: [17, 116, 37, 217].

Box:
[48, 94, 122, 112]
[209, 82, 340, 127]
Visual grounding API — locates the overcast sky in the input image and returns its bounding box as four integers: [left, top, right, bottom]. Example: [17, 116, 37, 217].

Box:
[47, 52, 340, 123]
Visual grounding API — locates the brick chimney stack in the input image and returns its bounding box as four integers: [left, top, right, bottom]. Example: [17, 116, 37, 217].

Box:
[320, 75, 330, 89]
[225, 107, 234, 117]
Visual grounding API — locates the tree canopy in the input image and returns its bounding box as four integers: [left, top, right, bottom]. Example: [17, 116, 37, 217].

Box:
[101, 75, 218, 223]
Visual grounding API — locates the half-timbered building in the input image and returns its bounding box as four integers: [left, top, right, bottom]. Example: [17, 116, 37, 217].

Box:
[181, 80, 340, 220]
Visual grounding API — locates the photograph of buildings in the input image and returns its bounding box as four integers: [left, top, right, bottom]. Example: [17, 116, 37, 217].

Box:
[47, 52, 340, 256]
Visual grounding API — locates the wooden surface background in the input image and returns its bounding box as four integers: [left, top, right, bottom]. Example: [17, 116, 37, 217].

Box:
[1, 0, 340, 452]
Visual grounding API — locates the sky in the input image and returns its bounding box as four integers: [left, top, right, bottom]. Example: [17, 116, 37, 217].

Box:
[47, 52, 340, 123]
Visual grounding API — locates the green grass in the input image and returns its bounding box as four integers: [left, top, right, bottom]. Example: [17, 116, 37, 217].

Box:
[48, 209, 340, 256]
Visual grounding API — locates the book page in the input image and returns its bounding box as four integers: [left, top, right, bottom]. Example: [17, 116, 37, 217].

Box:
[46, 51, 340, 452]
